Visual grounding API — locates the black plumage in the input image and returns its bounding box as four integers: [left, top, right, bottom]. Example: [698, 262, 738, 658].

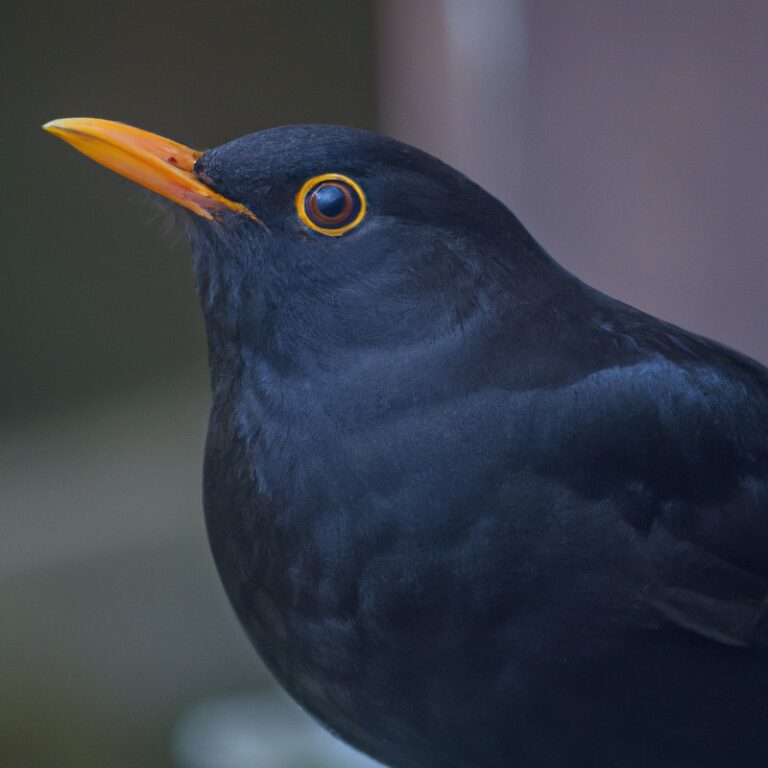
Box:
[65, 124, 768, 767]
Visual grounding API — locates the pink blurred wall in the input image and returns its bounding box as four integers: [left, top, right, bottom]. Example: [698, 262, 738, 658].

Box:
[379, 0, 768, 363]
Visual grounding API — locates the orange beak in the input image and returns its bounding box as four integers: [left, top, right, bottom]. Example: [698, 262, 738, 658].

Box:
[43, 117, 263, 225]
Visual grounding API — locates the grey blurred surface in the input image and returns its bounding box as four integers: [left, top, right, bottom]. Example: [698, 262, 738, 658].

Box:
[173, 691, 380, 768]
[3, 1, 767, 766]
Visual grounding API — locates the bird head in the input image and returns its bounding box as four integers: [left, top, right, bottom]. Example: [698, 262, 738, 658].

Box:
[44, 119, 557, 381]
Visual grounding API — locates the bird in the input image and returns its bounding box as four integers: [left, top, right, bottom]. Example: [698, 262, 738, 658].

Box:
[44, 117, 768, 768]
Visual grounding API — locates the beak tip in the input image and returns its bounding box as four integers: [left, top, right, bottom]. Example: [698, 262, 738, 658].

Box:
[43, 118, 75, 136]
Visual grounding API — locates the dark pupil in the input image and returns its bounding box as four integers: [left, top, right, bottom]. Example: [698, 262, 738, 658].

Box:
[314, 184, 347, 218]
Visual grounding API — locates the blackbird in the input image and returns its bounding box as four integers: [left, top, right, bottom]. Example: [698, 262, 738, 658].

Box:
[44, 118, 768, 768]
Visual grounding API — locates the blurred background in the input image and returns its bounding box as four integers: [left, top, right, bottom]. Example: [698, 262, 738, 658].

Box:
[2, 1, 767, 766]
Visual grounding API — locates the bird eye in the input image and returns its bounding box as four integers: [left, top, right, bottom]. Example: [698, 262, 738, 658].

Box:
[296, 174, 366, 236]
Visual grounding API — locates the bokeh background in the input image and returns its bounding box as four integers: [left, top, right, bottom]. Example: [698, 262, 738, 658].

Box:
[2, 1, 767, 766]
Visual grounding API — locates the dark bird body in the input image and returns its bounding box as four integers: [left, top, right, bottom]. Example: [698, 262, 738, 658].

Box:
[47, 122, 768, 767]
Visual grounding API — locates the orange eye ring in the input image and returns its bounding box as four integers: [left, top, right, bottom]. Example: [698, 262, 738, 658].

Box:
[296, 174, 367, 236]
